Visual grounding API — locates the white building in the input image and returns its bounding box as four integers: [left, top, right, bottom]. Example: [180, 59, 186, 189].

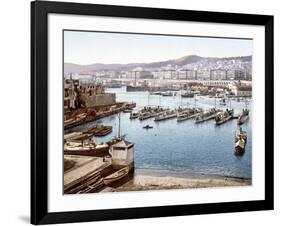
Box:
[110, 140, 134, 170]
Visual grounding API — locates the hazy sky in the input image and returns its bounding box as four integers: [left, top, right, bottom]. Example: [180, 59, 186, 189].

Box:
[64, 30, 253, 65]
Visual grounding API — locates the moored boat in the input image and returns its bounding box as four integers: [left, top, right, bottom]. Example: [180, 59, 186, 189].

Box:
[64, 113, 87, 129]
[235, 127, 247, 143]
[235, 138, 246, 154]
[123, 108, 133, 113]
[194, 108, 218, 123]
[129, 112, 139, 119]
[154, 110, 177, 121]
[237, 109, 250, 125]
[215, 109, 234, 125]
[234, 127, 247, 155]
[139, 112, 155, 120]
[181, 91, 194, 98]
[161, 91, 173, 96]
[177, 108, 201, 122]
[103, 166, 130, 185]
[64, 141, 109, 157]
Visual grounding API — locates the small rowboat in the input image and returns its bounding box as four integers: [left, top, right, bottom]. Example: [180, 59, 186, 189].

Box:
[103, 166, 130, 185]
[143, 125, 153, 129]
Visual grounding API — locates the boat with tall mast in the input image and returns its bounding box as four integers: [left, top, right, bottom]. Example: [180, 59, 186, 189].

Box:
[194, 108, 218, 123]
[237, 99, 250, 125]
[215, 109, 234, 125]
[154, 110, 177, 121]
[237, 109, 249, 125]
[177, 95, 201, 122]
[177, 108, 201, 122]
[234, 127, 247, 154]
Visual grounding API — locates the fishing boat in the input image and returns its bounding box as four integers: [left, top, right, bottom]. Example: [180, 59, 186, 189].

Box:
[176, 108, 201, 122]
[237, 109, 250, 125]
[64, 141, 109, 156]
[215, 109, 234, 125]
[139, 112, 155, 120]
[235, 128, 247, 154]
[235, 127, 247, 143]
[129, 112, 139, 119]
[64, 113, 87, 129]
[150, 91, 162, 95]
[123, 108, 133, 113]
[194, 108, 218, 123]
[181, 91, 194, 98]
[143, 124, 153, 129]
[103, 166, 130, 185]
[154, 110, 177, 121]
[82, 125, 113, 137]
[235, 137, 246, 154]
[161, 91, 173, 97]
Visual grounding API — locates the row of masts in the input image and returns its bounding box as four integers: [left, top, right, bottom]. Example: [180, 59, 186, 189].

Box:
[117, 91, 249, 137]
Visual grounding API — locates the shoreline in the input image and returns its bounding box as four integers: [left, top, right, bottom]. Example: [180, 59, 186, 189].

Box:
[135, 168, 251, 180]
[112, 169, 252, 192]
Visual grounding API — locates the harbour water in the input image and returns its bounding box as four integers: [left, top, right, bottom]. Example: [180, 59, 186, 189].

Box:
[67, 86, 252, 179]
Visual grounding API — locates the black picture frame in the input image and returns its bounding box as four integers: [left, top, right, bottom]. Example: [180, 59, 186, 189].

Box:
[31, 0, 274, 224]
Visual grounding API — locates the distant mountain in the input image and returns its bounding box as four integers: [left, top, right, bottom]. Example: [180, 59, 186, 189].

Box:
[64, 55, 252, 74]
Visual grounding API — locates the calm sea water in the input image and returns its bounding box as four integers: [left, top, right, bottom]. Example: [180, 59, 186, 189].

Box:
[67, 86, 252, 179]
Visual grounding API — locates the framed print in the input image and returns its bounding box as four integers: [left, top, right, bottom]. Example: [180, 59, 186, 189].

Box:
[31, 1, 274, 224]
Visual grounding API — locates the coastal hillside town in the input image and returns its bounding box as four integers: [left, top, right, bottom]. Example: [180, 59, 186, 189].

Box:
[65, 55, 252, 81]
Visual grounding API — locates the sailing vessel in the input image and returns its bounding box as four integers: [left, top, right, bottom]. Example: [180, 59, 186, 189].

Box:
[154, 110, 177, 121]
[177, 108, 201, 122]
[237, 109, 250, 125]
[235, 127, 247, 143]
[139, 111, 155, 120]
[64, 141, 109, 156]
[64, 112, 87, 129]
[235, 127, 247, 154]
[129, 112, 139, 119]
[181, 91, 194, 98]
[215, 109, 234, 125]
[123, 108, 133, 113]
[194, 108, 218, 123]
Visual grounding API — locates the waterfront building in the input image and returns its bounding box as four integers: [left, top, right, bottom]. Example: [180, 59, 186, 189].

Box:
[64, 78, 116, 109]
[109, 140, 134, 170]
[64, 78, 80, 109]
